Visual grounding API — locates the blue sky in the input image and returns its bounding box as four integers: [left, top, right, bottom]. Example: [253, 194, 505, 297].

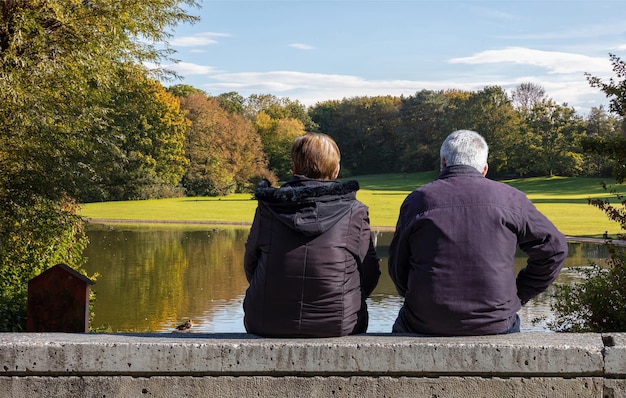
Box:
[160, 0, 626, 115]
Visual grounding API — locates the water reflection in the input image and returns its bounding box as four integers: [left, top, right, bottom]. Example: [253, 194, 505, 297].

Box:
[83, 224, 610, 334]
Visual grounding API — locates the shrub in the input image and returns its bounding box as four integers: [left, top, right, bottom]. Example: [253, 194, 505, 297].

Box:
[549, 186, 626, 332]
[0, 196, 90, 331]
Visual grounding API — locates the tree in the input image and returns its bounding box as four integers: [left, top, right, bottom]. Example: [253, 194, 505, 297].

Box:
[584, 54, 626, 181]
[511, 82, 547, 111]
[396, 90, 449, 172]
[453, 86, 522, 176]
[216, 91, 245, 115]
[238, 94, 313, 179]
[254, 111, 306, 179]
[0, 0, 198, 331]
[1, 1, 198, 198]
[549, 53, 626, 333]
[522, 100, 586, 176]
[179, 93, 274, 196]
[586, 53, 626, 136]
[582, 106, 621, 177]
[167, 84, 206, 98]
[81, 72, 189, 201]
[311, 96, 403, 175]
[245, 94, 317, 131]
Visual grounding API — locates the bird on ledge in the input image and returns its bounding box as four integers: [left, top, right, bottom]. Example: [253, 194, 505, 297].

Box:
[173, 319, 194, 333]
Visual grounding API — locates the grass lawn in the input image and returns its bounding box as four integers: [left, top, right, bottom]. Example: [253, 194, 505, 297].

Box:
[79, 172, 624, 239]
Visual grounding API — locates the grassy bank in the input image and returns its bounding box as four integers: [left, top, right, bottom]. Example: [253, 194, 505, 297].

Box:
[80, 172, 623, 238]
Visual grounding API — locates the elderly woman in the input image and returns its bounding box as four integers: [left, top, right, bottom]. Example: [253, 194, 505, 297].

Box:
[243, 132, 380, 337]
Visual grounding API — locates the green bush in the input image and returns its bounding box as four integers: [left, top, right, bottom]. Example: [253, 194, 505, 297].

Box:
[0, 196, 89, 331]
[549, 186, 626, 332]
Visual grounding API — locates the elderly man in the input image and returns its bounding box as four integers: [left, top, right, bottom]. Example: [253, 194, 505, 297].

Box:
[389, 130, 568, 336]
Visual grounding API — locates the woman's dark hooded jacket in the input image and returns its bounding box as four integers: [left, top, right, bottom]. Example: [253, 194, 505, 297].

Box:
[243, 175, 380, 337]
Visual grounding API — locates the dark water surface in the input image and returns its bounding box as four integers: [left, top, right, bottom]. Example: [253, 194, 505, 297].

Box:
[82, 224, 609, 334]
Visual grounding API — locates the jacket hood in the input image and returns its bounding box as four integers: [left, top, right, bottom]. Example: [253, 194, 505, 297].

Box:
[254, 177, 360, 236]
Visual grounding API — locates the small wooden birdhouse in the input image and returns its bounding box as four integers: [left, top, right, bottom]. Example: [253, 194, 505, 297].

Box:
[27, 263, 95, 332]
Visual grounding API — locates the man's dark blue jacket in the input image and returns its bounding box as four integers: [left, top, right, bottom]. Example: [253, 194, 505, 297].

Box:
[388, 165, 568, 336]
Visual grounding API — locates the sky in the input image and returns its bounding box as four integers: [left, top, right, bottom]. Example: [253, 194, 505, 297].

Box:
[159, 0, 626, 116]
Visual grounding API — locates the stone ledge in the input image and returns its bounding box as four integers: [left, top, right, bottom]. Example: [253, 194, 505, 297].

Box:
[1, 332, 618, 377]
[604, 332, 626, 375]
[0, 375, 606, 398]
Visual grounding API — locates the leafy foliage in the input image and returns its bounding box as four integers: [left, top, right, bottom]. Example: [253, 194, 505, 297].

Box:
[586, 53, 626, 127]
[549, 53, 626, 333]
[309, 87, 593, 179]
[549, 234, 626, 332]
[254, 112, 306, 179]
[582, 54, 626, 183]
[0, 196, 88, 331]
[242, 94, 313, 180]
[179, 93, 275, 196]
[310, 96, 404, 175]
[582, 106, 622, 177]
[82, 71, 189, 201]
[0, 0, 197, 331]
[521, 99, 586, 177]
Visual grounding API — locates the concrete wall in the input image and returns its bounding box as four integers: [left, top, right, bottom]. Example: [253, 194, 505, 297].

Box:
[1, 332, 625, 397]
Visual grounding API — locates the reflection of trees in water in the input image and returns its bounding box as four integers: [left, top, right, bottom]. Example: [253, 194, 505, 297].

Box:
[177, 228, 249, 311]
[564, 242, 610, 268]
[83, 226, 610, 333]
[83, 225, 249, 332]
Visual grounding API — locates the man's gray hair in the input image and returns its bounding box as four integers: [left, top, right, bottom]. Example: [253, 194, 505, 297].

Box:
[440, 130, 488, 173]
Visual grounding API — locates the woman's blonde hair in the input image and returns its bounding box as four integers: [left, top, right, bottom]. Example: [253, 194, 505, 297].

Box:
[291, 132, 340, 180]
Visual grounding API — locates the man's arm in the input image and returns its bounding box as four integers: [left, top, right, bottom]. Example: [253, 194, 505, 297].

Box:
[516, 203, 568, 304]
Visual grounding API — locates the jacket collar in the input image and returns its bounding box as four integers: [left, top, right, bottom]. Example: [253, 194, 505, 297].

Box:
[437, 165, 484, 180]
[254, 176, 359, 203]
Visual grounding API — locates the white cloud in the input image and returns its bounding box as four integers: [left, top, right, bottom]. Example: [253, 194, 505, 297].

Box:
[162, 60, 610, 114]
[170, 32, 230, 47]
[497, 23, 626, 41]
[450, 47, 612, 75]
[165, 62, 219, 75]
[445, 47, 619, 113]
[197, 70, 480, 105]
[289, 43, 315, 50]
[466, 5, 518, 21]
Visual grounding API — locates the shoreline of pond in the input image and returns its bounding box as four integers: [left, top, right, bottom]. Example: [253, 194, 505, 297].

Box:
[84, 217, 625, 245]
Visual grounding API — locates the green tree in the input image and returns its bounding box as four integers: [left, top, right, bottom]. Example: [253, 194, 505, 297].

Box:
[523, 100, 586, 176]
[0, 0, 198, 331]
[582, 106, 621, 177]
[87, 73, 189, 201]
[241, 94, 313, 180]
[244, 94, 317, 131]
[584, 54, 626, 181]
[310, 96, 402, 175]
[453, 86, 522, 176]
[586, 53, 626, 136]
[167, 84, 206, 98]
[254, 111, 306, 179]
[215, 91, 245, 115]
[395, 90, 450, 172]
[549, 53, 626, 332]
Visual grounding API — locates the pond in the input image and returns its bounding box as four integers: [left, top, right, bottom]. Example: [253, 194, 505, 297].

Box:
[82, 223, 610, 334]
